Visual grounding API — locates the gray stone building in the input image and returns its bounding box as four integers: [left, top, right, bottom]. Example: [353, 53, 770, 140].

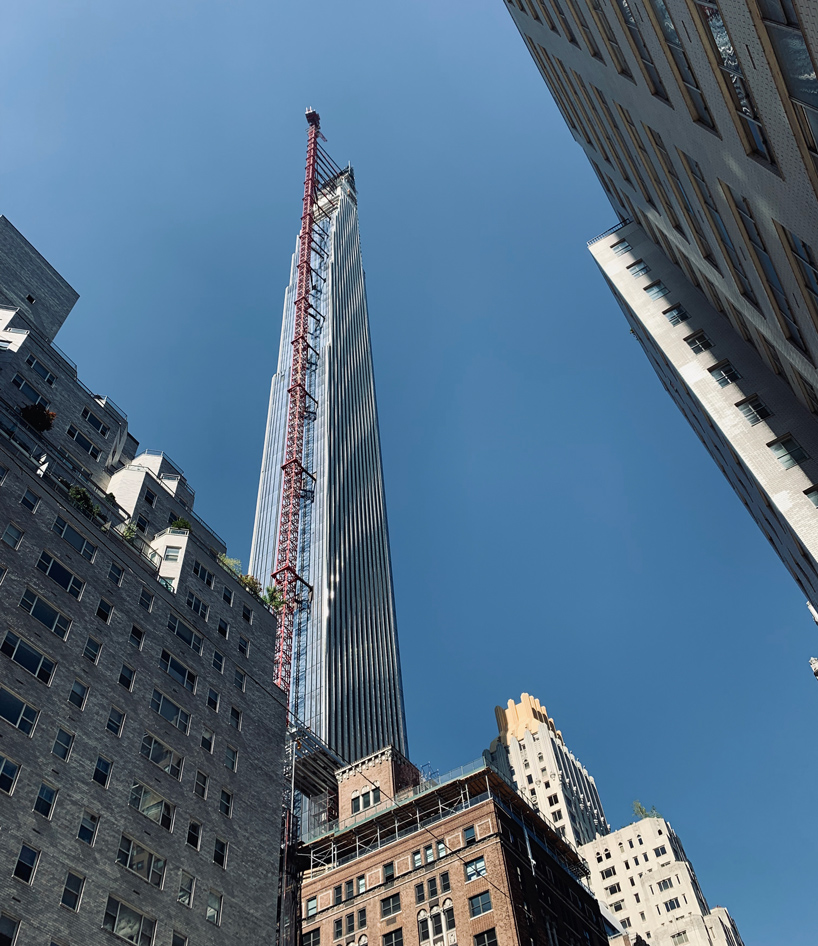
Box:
[503, 0, 818, 613]
[0, 216, 286, 946]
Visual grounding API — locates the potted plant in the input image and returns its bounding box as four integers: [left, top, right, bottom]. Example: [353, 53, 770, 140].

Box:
[20, 403, 56, 432]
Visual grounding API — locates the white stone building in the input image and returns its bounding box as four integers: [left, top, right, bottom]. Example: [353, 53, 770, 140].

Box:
[484, 693, 610, 847]
[579, 817, 744, 946]
[502, 0, 818, 614]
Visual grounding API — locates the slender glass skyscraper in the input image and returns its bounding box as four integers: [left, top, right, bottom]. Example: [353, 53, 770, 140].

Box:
[250, 157, 408, 763]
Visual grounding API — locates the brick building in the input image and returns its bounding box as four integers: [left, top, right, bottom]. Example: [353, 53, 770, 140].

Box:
[0, 215, 286, 946]
[298, 748, 614, 946]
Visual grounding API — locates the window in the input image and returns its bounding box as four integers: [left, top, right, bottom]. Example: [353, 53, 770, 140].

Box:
[627, 260, 650, 277]
[304, 930, 321, 946]
[213, 837, 228, 868]
[358, 908, 367, 928]
[12, 373, 48, 405]
[607, 882, 621, 895]
[213, 650, 224, 673]
[201, 726, 215, 753]
[657, 877, 674, 891]
[52, 515, 97, 561]
[229, 706, 242, 730]
[14, 844, 39, 883]
[218, 617, 229, 638]
[106, 705, 125, 736]
[709, 361, 740, 386]
[671, 933, 690, 945]
[139, 588, 154, 612]
[693, 0, 773, 162]
[0, 917, 19, 946]
[20, 489, 40, 512]
[419, 918, 430, 944]
[194, 770, 209, 798]
[225, 745, 238, 771]
[382, 932, 403, 946]
[83, 635, 102, 663]
[172, 934, 187, 946]
[128, 625, 145, 650]
[334, 885, 342, 905]
[427, 878, 437, 898]
[36, 551, 84, 598]
[440, 871, 450, 893]
[223, 586, 233, 605]
[206, 891, 222, 926]
[0, 754, 19, 795]
[468, 891, 492, 917]
[186, 590, 208, 620]
[77, 809, 99, 844]
[96, 597, 113, 623]
[685, 330, 712, 354]
[611, 238, 632, 255]
[474, 932, 497, 946]
[234, 668, 246, 691]
[769, 435, 808, 469]
[357, 874, 366, 894]
[136, 515, 149, 534]
[333, 919, 342, 940]
[187, 820, 201, 849]
[346, 913, 355, 935]
[601, 866, 616, 879]
[2, 630, 55, 683]
[167, 615, 202, 654]
[93, 755, 112, 787]
[160, 649, 197, 690]
[220, 788, 233, 817]
[415, 882, 425, 904]
[34, 781, 58, 818]
[611, 900, 624, 913]
[464, 825, 476, 846]
[117, 834, 166, 886]
[61, 872, 84, 910]
[208, 688, 220, 711]
[67, 424, 101, 460]
[664, 897, 681, 911]
[178, 870, 195, 907]
[465, 856, 486, 881]
[130, 782, 175, 829]
[1, 524, 22, 549]
[644, 280, 670, 300]
[553, 809, 563, 821]
[193, 560, 215, 587]
[437, 841, 446, 858]
[103, 896, 156, 945]
[238, 634, 249, 656]
[19, 588, 71, 637]
[345, 879, 354, 900]
[68, 679, 89, 709]
[25, 353, 56, 385]
[242, 604, 253, 623]
[737, 396, 771, 425]
[52, 728, 73, 760]
[165, 546, 181, 563]
[412, 850, 422, 869]
[383, 862, 395, 883]
[119, 663, 135, 690]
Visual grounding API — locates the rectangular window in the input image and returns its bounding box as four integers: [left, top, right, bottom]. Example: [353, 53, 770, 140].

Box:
[229, 706, 242, 730]
[164, 546, 181, 562]
[160, 649, 197, 691]
[167, 614, 203, 654]
[611, 238, 632, 255]
[333, 919, 342, 940]
[345, 880, 354, 900]
[464, 856, 487, 881]
[187, 820, 201, 849]
[20, 488, 40, 511]
[671, 933, 690, 946]
[19, 588, 71, 638]
[97, 598, 113, 623]
[427, 878, 437, 898]
[737, 395, 772, 425]
[1, 630, 55, 683]
[206, 891, 222, 926]
[238, 635, 249, 656]
[81, 406, 109, 436]
[381, 894, 401, 918]
[77, 809, 99, 844]
[208, 688, 220, 712]
[214, 837, 228, 868]
[178, 870, 195, 907]
[83, 635, 101, 663]
[12, 373, 48, 405]
[709, 361, 741, 386]
[14, 844, 39, 883]
[644, 280, 670, 300]
[186, 590, 209, 620]
[103, 896, 156, 944]
[139, 589, 154, 612]
[36, 551, 84, 598]
[440, 871, 450, 893]
[129, 625, 144, 649]
[213, 650, 224, 672]
[242, 604, 253, 623]
[415, 882, 425, 904]
[464, 825, 476, 845]
[224, 745, 238, 772]
[150, 690, 190, 732]
[144, 488, 156, 506]
[218, 618, 229, 638]
[34, 781, 58, 818]
[234, 668, 246, 691]
[92, 756, 112, 787]
[769, 435, 808, 469]
[468, 891, 492, 917]
[52, 728, 73, 760]
[61, 872, 84, 911]
[2, 523, 23, 549]
[220, 788, 233, 817]
[67, 425, 100, 460]
[194, 770, 208, 798]
[358, 908, 367, 928]
[193, 560, 215, 587]
[601, 866, 616, 879]
[130, 781, 175, 830]
[684, 330, 713, 354]
[657, 877, 674, 891]
[665, 897, 681, 911]
[68, 679, 88, 709]
[383, 862, 395, 883]
[201, 727, 214, 752]
[627, 259, 650, 277]
[26, 354, 57, 385]
[223, 587, 233, 605]
[117, 834, 166, 886]
[119, 664, 135, 690]
[107, 706, 125, 736]
[662, 304, 689, 326]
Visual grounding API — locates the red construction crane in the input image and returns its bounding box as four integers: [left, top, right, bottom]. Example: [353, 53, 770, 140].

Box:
[272, 108, 326, 701]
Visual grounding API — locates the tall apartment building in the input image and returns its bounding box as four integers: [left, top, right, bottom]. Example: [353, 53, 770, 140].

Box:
[250, 138, 408, 761]
[503, 0, 818, 608]
[485, 693, 610, 848]
[298, 747, 614, 946]
[0, 216, 286, 946]
[579, 818, 744, 946]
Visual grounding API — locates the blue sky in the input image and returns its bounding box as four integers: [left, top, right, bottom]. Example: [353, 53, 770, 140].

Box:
[4, 2, 816, 942]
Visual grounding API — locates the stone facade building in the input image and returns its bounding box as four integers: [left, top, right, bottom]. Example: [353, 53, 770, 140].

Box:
[0, 216, 286, 946]
[298, 748, 614, 946]
[485, 694, 610, 848]
[503, 0, 818, 612]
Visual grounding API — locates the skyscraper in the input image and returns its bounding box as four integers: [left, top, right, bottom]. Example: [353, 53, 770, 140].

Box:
[503, 0, 818, 609]
[250, 116, 408, 761]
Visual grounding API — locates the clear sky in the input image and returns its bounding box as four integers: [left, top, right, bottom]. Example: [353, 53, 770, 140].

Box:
[3, 2, 816, 943]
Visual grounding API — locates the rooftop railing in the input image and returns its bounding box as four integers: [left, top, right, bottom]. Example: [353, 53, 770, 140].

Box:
[586, 217, 633, 247]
